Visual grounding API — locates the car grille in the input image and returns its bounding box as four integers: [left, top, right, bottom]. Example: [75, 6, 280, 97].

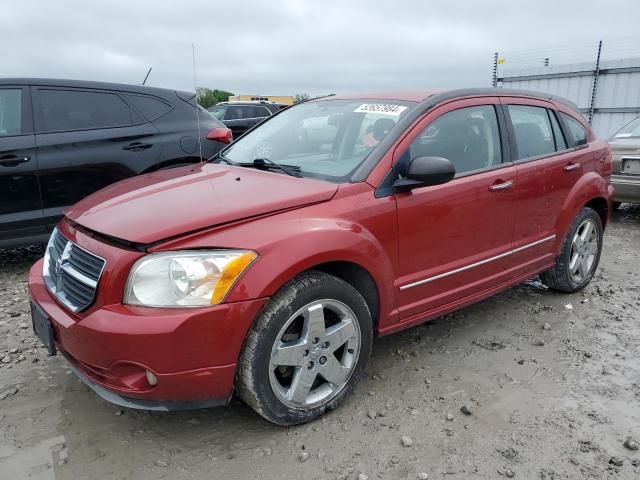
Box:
[43, 228, 106, 313]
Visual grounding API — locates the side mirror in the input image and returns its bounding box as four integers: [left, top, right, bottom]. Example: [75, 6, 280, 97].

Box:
[393, 156, 456, 192]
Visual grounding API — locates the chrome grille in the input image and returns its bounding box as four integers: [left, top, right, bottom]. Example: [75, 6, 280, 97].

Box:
[43, 228, 105, 313]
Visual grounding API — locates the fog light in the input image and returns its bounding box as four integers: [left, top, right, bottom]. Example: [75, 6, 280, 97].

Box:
[145, 370, 158, 386]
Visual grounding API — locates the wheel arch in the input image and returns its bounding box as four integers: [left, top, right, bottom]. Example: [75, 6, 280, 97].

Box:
[305, 261, 380, 332]
[584, 196, 609, 228]
[553, 172, 608, 253]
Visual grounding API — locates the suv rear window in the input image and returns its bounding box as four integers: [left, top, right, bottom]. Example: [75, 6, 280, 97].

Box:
[559, 112, 588, 147]
[507, 105, 555, 160]
[125, 94, 171, 120]
[0, 89, 22, 136]
[37, 89, 141, 132]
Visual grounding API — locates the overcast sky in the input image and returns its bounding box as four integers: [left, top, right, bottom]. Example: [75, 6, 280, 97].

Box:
[2, 0, 639, 96]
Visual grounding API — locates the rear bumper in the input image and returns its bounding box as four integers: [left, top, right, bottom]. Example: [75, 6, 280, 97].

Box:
[611, 174, 640, 204]
[28, 258, 268, 409]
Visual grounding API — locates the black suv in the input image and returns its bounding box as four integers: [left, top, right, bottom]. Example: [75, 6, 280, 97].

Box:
[208, 101, 287, 137]
[0, 78, 231, 248]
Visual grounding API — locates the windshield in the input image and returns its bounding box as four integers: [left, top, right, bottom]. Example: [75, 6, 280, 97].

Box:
[613, 116, 640, 138]
[220, 99, 415, 182]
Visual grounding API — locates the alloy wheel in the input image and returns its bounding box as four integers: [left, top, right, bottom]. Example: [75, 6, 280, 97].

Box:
[569, 218, 599, 283]
[268, 299, 361, 409]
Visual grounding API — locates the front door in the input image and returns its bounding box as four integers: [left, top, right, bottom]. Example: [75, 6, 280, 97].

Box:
[0, 86, 45, 245]
[394, 98, 518, 320]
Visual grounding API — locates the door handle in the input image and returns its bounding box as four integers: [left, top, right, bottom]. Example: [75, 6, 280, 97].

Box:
[122, 142, 152, 152]
[489, 180, 513, 191]
[0, 155, 31, 167]
[563, 162, 580, 172]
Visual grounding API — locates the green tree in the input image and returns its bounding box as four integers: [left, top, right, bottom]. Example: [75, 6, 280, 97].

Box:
[196, 88, 234, 109]
[293, 93, 310, 104]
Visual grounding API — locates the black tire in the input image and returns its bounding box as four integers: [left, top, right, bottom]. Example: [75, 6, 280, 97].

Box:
[541, 207, 603, 293]
[236, 271, 373, 426]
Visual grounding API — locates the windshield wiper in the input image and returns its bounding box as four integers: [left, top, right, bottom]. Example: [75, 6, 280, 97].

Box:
[209, 152, 236, 165]
[238, 158, 303, 178]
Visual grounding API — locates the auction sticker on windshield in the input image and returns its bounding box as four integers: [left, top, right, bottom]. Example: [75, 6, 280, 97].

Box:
[354, 104, 408, 115]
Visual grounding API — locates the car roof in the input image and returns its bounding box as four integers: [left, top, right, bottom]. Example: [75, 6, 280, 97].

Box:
[320, 88, 578, 110]
[217, 101, 285, 106]
[0, 77, 193, 98]
[328, 89, 447, 103]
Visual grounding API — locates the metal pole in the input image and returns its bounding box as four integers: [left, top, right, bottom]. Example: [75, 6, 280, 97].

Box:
[492, 52, 498, 87]
[588, 40, 602, 125]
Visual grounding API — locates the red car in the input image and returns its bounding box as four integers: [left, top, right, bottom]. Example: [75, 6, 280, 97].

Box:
[28, 89, 613, 425]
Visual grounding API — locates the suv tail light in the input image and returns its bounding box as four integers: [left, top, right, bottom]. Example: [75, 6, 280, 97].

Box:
[207, 127, 233, 144]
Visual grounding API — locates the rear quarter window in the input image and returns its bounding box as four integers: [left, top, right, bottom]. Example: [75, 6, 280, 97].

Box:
[124, 94, 172, 121]
[559, 112, 588, 147]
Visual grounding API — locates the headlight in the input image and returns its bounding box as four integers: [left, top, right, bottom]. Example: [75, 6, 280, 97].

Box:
[124, 250, 257, 307]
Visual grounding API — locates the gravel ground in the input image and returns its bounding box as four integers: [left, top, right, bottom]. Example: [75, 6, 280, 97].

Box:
[0, 206, 639, 480]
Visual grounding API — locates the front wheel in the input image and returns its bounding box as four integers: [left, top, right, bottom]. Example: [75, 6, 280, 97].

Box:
[541, 207, 603, 292]
[236, 271, 372, 425]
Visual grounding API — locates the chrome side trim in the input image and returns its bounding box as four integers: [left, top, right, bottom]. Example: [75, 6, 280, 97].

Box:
[511, 235, 557, 253]
[399, 235, 556, 291]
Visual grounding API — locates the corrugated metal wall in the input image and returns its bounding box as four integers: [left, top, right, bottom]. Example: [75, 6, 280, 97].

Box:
[497, 57, 640, 139]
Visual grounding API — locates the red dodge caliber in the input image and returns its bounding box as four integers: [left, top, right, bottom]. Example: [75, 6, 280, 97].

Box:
[28, 89, 613, 425]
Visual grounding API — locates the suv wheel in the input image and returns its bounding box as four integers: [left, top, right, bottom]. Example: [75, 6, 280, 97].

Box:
[236, 271, 372, 425]
[541, 207, 603, 292]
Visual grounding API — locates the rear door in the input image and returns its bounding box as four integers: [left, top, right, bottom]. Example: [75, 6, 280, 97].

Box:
[394, 97, 518, 319]
[33, 87, 160, 229]
[0, 85, 45, 244]
[502, 98, 584, 272]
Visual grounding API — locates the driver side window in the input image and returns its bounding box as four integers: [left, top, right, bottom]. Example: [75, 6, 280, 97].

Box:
[409, 105, 502, 176]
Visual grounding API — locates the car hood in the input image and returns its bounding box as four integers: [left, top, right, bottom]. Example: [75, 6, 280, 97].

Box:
[66, 163, 338, 244]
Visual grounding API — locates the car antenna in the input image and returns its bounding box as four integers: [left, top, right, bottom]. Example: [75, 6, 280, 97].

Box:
[141, 67, 152, 85]
[192, 43, 203, 163]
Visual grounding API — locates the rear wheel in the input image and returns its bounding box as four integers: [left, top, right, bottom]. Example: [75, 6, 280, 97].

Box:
[236, 271, 372, 425]
[541, 207, 603, 292]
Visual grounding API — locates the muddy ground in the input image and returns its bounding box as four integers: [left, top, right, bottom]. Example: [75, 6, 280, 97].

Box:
[1, 206, 639, 480]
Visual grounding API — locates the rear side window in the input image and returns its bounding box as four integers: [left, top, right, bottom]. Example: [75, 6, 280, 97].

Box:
[559, 112, 588, 147]
[0, 89, 22, 136]
[224, 105, 268, 120]
[224, 106, 243, 120]
[507, 105, 555, 160]
[37, 89, 140, 132]
[409, 105, 502, 175]
[124, 94, 171, 120]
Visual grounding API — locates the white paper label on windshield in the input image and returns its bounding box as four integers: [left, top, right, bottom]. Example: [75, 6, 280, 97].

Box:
[354, 104, 408, 116]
